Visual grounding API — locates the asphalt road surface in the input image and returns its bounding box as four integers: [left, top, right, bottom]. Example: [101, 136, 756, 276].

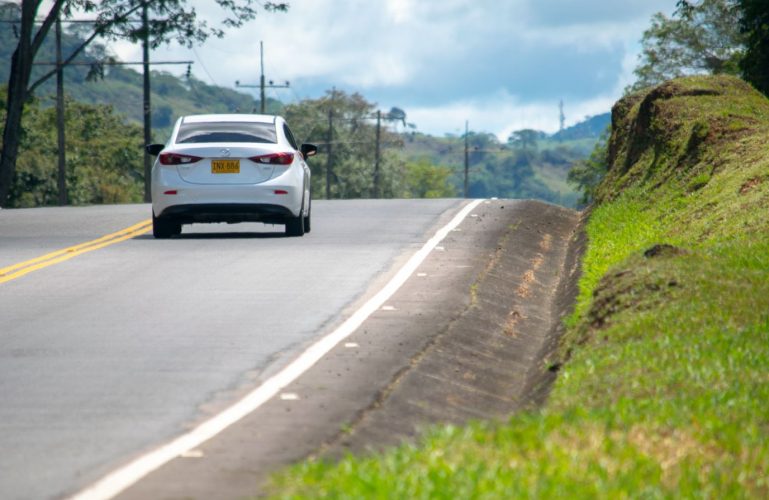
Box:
[1, 199, 582, 500]
[0, 199, 469, 500]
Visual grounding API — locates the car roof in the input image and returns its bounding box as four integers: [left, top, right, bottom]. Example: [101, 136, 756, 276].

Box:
[180, 114, 278, 124]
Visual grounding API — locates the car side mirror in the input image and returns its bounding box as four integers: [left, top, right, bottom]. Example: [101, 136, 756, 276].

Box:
[146, 144, 164, 156]
[300, 143, 318, 159]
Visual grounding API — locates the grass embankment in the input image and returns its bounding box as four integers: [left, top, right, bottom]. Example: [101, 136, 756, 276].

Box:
[268, 75, 769, 498]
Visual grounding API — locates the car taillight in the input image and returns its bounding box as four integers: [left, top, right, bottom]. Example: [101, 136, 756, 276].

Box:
[159, 152, 203, 165]
[249, 152, 294, 165]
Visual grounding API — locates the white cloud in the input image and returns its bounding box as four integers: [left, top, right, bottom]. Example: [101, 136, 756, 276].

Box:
[111, 40, 140, 64]
[407, 90, 615, 141]
[387, 0, 414, 24]
[101, 0, 677, 136]
[340, 52, 413, 88]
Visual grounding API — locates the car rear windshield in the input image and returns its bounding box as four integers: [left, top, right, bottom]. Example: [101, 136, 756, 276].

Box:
[176, 122, 277, 144]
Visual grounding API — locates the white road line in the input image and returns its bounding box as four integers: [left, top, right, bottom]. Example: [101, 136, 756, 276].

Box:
[69, 199, 484, 500]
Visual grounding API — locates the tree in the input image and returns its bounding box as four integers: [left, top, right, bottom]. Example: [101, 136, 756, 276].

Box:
[507, 129, 545, 151]
[567, 127, 610, 206]
[632, 0, 744, 90]
[284, 89, 404, 199]
[403, 159, 456, 199]
[0, 0, 288, 207]
[738, 0, 769, 96]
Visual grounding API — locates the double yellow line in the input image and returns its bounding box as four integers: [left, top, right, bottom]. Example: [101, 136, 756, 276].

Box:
[0, 219, 152, 285]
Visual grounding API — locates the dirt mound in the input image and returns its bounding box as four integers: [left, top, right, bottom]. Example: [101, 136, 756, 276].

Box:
[599, 75, 769, 202]
[643, 243, 687, 258]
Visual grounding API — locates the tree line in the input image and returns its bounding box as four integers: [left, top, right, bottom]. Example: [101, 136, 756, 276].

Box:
[0, 86, 144, 206]
[400, 129, 588, 206]
[0, 82, 460, 207]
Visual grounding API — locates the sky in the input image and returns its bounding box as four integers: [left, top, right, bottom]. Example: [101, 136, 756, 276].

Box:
[112, 0, 677, 140]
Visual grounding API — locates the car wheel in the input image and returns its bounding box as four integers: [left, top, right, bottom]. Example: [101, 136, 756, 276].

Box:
[285, 215, 305, 237]
[303, 197, 311, 234]
[285, 199, 306, 237]
[153, 212, 180, 239]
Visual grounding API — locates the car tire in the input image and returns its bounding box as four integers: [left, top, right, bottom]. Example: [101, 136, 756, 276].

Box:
[303, 197, 311, 234]
[285, 215, 305, 237]
[153, 212, 180, 239]
[285, 199, 306, 237]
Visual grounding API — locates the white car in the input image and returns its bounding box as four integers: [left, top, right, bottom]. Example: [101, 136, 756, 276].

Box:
[146, 114, 316, 238]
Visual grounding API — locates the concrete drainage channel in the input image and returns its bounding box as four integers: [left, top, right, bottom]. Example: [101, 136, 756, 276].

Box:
[113, 199, 584, 500]
[321, 199, 584, 457]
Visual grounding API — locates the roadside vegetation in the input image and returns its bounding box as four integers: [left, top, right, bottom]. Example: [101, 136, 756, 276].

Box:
[401, 123, 606, 207]
[267, 74, 769, 498]
[0, 87, 144, 207]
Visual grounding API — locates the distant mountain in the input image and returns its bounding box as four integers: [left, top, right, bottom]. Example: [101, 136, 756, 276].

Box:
[551, 113, 611, 141]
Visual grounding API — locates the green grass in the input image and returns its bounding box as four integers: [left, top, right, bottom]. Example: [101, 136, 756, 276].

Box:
[267, 76, 769, 498]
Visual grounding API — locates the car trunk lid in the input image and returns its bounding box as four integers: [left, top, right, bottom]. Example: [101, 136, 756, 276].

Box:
[173, 145, 279, 185]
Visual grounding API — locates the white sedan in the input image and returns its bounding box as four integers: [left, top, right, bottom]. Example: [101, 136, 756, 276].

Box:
[146, 114, 317, 238]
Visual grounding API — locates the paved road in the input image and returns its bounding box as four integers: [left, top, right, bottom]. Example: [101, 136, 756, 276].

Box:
[0, 199, 465, 500]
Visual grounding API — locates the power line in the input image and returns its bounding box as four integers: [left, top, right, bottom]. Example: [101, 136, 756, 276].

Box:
[326, 87, 335, 199]
[55, 13, 66, 206]
[33, 60, 194, 66]
[235, 41, 289, 114]
[464, 120, 469, 198]
[191, 46, 217, 86]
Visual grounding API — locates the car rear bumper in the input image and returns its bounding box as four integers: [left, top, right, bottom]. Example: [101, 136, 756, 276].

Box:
[158, 203, 294, 224]
[151, 164, 306, 222]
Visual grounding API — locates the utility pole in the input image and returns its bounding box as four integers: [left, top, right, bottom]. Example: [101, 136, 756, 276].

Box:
[464, 120, 469, 198]
[559, 99, 566, 135]
[326, 88, 334, 199]
[55, 12, 66, 206]
[235, 41, 289, 114]
[373, 110, 381, 198]
[369, 106, 405, 198]
[141, 1, 152, 202]
[259, 42, 266, 113]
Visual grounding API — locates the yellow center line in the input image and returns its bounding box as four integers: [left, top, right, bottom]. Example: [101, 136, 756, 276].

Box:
[0, 219, 152, 284]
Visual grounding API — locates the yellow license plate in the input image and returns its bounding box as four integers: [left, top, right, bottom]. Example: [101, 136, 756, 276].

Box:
[211, 159, 240, 174]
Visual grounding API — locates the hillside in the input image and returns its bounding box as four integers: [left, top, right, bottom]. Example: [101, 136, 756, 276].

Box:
[70, 66, 283, 139]
[270, 75, 769, 497]
[551, 112, 610, 141]
[401, 116, 608, 208]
